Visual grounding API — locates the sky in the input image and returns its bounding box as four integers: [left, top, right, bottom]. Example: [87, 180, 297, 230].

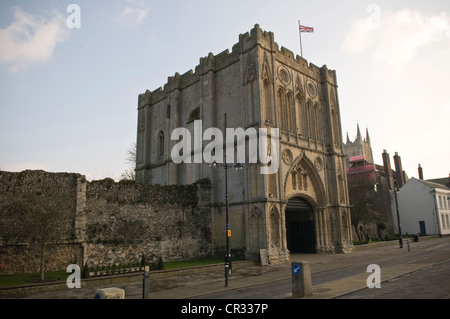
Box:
[0, 0, 449, 181]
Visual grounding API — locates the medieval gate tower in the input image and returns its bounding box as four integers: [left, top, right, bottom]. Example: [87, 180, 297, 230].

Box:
[135, 24, 353, 262]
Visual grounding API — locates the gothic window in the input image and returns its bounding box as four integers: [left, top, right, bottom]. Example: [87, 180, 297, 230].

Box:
[298, 169, 303, 190]
[158, 131, 164, 157]
[292, 171, 297, 189]
[313, 103, 319, 141]
[287, 92, 295, 133]
[303, 171, 308, 191]
[263, 79, 274, 124]
[307, 100, 313, 139]
[277, 88, 287, 131]
[332, 109, 340, 145]
[296, 94, 305, 136]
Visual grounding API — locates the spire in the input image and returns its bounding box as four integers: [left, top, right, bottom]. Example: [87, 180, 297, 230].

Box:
[346, 131, 350, 143]
[356, 123, 362, 141]
[365, 127, 371, 144]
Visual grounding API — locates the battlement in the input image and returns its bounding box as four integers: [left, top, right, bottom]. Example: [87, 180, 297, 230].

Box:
[138, 24, 337, 108]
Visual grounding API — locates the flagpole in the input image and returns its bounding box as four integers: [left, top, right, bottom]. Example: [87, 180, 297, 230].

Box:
[298, 20, 303, 58]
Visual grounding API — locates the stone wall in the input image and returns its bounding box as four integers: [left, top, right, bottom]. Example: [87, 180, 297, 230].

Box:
[84, 178, 212, 267]
[0, 170, 212, 274]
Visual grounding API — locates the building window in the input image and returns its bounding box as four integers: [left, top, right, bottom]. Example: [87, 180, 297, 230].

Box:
[287, 92, 295, 133]
[277, 88, 288, 131]
[158, 131, 164, 157]
[295, 94, 304, 135]
[313, 103, 319, 140]
[264, 79, 274, 124]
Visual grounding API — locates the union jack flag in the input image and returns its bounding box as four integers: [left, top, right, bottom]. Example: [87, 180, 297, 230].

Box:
[300, 25, 314, 33]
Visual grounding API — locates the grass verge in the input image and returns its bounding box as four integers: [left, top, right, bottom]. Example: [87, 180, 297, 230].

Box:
[0, 258, 224, 288]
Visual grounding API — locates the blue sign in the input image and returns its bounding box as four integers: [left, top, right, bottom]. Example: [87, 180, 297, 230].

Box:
[292, 264, 301, 275]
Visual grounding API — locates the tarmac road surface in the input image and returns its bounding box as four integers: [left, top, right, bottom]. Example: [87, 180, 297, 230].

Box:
[3, 235, 450, 300]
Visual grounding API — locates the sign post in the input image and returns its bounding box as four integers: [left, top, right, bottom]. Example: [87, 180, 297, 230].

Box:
[292, 261, 313, 298]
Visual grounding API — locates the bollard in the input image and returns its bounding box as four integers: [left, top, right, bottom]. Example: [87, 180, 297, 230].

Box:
[292, 261, 313, 298]
[142, 266, 149, 299]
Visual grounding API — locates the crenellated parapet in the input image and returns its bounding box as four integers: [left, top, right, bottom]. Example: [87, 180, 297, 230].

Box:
[138, 24, 337, 109]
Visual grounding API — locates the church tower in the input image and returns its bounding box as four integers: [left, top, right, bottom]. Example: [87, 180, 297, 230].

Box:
[343, 124, 374, 167]
[135, 25, 353, 262]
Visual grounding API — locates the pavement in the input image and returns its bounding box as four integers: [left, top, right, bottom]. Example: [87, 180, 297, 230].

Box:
[3, 235, 450, 300]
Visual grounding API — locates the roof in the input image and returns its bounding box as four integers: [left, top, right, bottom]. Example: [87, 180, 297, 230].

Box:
[414, 178, 450, 191]
[349, 155, 365, 162]
[427, 177, 450, 188]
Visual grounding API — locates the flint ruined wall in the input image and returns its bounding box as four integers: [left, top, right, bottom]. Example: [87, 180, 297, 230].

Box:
[0, 170, 212, 274]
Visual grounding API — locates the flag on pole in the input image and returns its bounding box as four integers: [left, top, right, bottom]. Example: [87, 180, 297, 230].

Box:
[300, 25, 314, 33]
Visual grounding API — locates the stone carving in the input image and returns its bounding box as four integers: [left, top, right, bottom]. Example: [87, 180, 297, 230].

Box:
[314, 157, 323, 171]
[307, 80, 317, 98]
[245, 60, 257, 84]
[282, 149, 293, 165]
[278, 67, 290, 85]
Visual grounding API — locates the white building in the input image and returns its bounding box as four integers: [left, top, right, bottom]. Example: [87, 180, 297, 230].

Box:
[392, 177, 450, 236]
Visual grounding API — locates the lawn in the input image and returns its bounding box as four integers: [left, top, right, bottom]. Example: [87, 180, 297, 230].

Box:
[0, 258, 224, 288]
[163, 258, 223, 270]
[0, 270, 68, 288]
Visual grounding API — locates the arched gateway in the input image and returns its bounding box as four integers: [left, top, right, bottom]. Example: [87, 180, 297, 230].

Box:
[285, 197, 316, 253]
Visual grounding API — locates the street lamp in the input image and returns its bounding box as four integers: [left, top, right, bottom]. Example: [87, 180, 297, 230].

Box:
[393, 180, 403, 248]
[208, 113, 244, 287]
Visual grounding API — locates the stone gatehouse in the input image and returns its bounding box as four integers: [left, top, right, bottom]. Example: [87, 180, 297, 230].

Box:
[135, 24, 354, 262]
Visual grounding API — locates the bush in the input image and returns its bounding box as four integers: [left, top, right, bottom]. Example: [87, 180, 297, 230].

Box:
[81, 262, 90, 279]
[158, 257, 164, 270]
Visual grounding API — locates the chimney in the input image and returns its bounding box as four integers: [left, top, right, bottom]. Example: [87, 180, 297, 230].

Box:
[418, 164, 424, 180]
[382, 150, 393, 188]
[393, 152, 405, 187]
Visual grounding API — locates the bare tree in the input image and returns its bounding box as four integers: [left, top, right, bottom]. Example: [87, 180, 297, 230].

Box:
[0, 192, 73, 281]
[120, 142, 136, 181]
[348, 175, 384, 241]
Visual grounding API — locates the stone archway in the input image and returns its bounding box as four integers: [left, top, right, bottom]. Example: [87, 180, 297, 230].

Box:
[285, 197, 316, 253]
[283, 154, 335, 254]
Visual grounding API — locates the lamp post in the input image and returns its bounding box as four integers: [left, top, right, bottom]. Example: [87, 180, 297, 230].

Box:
[209, 113, 244, 287]
[393, 180, 403, 248]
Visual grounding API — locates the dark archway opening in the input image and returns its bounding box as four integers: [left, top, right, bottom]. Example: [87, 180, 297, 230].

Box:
[285, 197, 316, 253]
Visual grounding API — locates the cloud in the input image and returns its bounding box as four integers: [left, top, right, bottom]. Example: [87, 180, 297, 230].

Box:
[342, 9, 450, 70]
[0, 7, 69, 73]
[340, 8, 450, 179]
[113, 0, 150, 27]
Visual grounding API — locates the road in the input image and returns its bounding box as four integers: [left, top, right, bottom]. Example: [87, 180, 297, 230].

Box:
[196, 237, 450, 299]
